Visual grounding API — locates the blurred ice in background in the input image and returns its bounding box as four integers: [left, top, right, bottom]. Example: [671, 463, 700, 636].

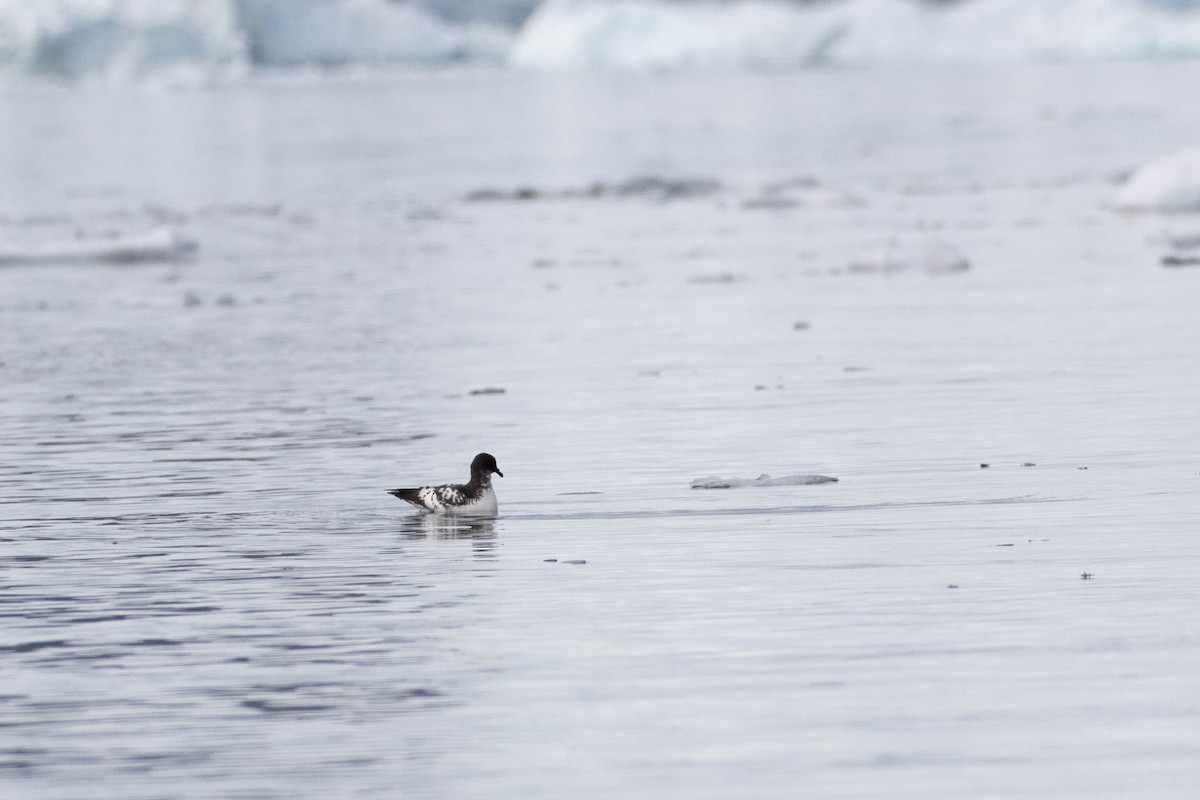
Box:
[5, 0, 1200, 77]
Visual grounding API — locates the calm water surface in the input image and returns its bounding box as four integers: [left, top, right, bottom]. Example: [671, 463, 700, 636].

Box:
[2, 64, 1199, 798]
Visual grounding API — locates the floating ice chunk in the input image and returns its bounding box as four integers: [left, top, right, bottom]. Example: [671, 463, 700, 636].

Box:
[0, 226, 197, 265]
[848, 237, 969, 275]
[1115, 148, 1200, 213]
[690, 474, 838, 489]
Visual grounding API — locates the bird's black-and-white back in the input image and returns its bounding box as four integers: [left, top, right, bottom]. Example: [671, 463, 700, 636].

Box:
[388, 453, 503, 516]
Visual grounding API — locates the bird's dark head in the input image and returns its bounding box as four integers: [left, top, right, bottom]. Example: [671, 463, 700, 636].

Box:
[471, 452, 503, 479]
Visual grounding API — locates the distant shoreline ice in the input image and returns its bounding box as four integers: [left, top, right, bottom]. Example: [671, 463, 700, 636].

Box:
[511, 0, 1200, 70]
[6, 0, 1200, 79]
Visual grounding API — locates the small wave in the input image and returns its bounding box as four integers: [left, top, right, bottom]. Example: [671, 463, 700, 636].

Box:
[503, 495, 1058, 522]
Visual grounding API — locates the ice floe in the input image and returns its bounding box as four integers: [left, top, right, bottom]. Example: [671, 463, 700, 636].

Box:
[848, 237, 970, 275]
[690, 473, 838, 489]
[0, 226, 197, 265]
[1115, 148, 1200, 213]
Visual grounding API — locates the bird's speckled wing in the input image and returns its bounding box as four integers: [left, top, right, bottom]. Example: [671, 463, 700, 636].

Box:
[418, 484, 467, 510]
[390, 483, 469, 513]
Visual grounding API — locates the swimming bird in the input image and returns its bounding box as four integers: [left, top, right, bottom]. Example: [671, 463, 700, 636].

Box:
[388, 453, 503, 516]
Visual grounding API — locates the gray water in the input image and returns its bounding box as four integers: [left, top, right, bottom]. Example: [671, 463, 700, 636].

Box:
[2, 63, 1200, 798]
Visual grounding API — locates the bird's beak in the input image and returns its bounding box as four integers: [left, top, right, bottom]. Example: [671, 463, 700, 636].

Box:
[494, 469, 504, 478]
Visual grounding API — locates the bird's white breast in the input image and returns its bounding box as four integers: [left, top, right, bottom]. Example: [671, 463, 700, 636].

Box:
[446, 484, 496, 516]
[420, 484, 497, 516]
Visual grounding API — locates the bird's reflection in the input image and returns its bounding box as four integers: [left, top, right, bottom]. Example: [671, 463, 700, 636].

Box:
[398, 514, 497, 554]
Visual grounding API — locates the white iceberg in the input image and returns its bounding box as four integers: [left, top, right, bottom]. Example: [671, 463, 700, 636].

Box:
[0, 0, 244, 78]
[510, 0, 1200, 70]
[1115, 148, 1200, 213]
[241, 0, 510, 67]
[691, 473, 838, 489]
[0, 226, 197, 265]
[510, 0, 860, 69]
[0, 0, 511, 77]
